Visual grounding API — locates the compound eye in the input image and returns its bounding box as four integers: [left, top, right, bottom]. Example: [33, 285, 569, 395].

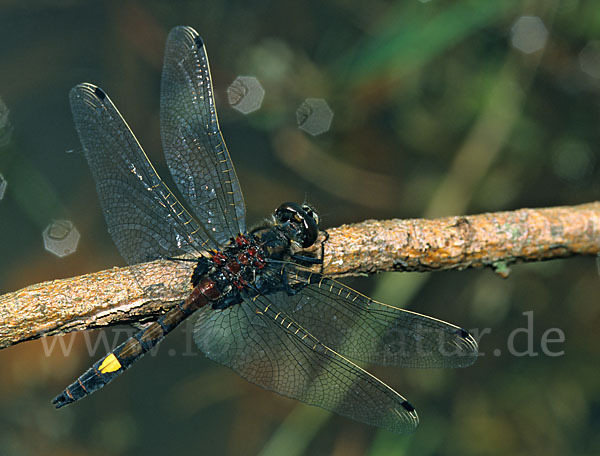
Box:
[299, 205, 319, 248]
[275, 202, 302, 221]
[301, 204, 319, 226]
[274, 202, 319, 248]
[301, 216, 318, 248]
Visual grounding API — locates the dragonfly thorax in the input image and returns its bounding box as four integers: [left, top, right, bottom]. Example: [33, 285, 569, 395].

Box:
[191, 234, 268, 309]
[190, 202, 320, 311]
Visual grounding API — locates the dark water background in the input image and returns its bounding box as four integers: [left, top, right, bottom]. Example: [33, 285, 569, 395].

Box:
[0, 1, 599, 455]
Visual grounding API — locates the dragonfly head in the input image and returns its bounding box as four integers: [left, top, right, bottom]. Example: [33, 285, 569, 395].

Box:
[273, 202, 319, 248]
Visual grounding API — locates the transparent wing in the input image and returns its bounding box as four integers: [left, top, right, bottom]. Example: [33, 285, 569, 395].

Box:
[160, 26, 246, 244]
[193, 295, 419, 434]
[272, 267, 478, 368]
[70, 83, 219, 264]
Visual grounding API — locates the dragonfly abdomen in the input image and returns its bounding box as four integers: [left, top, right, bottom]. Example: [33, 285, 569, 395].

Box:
[52, 277, 219, 408]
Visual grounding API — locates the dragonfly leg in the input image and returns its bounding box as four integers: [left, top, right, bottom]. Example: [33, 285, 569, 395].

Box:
[290, 253, 322, 265]
[280, 264, 308, 296]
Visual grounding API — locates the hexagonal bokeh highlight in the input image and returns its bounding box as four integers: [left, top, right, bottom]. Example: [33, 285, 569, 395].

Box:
[43, 220, 80, 258]
[510, 16, 548, 54]
[0, 95, 13, 147]
[579, 41, 600, 79]
[0, 96, 9, 129]
[227, 76, 265, 114]
[296, 98, 334, 136]
[0, 173, 6, 200]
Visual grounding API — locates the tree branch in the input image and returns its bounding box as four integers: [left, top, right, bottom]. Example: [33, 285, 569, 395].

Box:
[1, 202, 598, 349]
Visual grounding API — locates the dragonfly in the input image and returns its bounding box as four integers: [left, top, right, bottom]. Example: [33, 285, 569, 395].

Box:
[52, 26, 478, 434]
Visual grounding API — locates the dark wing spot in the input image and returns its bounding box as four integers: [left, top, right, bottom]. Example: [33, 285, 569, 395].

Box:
[94, 87, 106, 100]
[456, 328, 470, 339]
[194, 35, 204, 48]
[401, 400, 415, 413]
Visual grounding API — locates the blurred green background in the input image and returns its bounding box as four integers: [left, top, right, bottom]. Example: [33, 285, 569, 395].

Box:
[1, 0, 599, 455]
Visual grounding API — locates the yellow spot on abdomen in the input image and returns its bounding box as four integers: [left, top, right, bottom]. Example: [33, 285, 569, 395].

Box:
[98, 354, 122, 373]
